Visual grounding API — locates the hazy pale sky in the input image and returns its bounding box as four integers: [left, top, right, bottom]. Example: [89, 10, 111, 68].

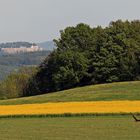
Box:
[0, 0, 140, 43]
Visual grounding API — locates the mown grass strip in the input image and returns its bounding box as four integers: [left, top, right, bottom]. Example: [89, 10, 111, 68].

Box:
[0, 113, 139, 119]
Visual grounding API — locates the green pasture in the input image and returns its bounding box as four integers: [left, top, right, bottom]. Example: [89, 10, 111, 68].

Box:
[0, 116, 139, 140]
[0, 81, 140, 105]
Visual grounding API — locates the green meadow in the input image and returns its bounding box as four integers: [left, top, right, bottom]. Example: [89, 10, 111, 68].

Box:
[0, 81, 139, 105]
[0, 116, 139, 140]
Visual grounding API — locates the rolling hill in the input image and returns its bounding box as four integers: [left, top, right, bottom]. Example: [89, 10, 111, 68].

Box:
[0, 81, 140, 105]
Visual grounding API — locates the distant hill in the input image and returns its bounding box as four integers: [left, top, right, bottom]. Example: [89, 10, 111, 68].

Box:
[0, 41, 54, 80]
[0, 50, 51, 80]
[37, 41, 56, 51]
[0, 42, 43, 55]
[0, 41, 56, 52]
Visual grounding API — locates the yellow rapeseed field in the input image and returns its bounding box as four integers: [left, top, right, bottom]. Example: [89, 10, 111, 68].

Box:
[0, 101, 140, 116]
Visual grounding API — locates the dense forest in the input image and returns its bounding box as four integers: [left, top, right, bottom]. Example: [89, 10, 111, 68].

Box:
[24, 20, 140, 96]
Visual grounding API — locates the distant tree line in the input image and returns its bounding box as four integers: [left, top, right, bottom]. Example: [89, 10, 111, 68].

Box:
[0, 42, 33, 48]
[23, 20, 140, 96]
[0, 51, 50, 66]
[0, 51, 51, 80]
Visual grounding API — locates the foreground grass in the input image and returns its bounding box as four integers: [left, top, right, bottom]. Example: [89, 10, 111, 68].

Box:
[0, 81, 140, 105]
[0, 116, 139, 140]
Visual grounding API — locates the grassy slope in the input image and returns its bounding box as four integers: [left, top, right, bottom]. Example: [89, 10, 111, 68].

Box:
[0, 81, 140, 105]
[0, 116, 139, 140]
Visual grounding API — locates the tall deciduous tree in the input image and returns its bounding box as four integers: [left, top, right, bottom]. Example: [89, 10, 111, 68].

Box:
[24, 20, 140, 96]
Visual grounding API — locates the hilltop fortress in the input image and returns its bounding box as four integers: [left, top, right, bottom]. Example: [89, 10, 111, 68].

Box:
[0, 45, 43, 54]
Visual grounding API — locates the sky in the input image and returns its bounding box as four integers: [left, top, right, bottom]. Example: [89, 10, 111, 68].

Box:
[0, 0, 140, 43]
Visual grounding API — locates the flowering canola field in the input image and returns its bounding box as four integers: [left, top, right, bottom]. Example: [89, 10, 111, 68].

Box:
[0, 101, 140, 116]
